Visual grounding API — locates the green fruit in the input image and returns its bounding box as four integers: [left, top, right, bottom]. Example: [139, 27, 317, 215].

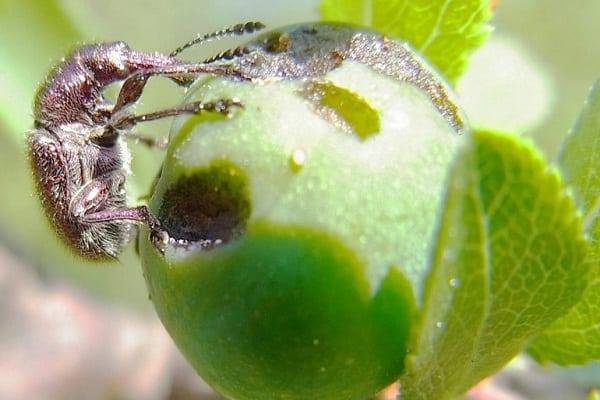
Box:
[140, 23, 465, 400]
[142, 218, 414, 399]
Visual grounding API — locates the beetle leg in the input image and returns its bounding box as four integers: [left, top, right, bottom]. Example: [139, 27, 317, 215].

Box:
[113, 73, 150, 112]
[111, 98, 243, 130]
[69, 177, 113, 218]
[81, 205, 169, 251]
[137, 62, 251, 86]
[81, 205, 160, 230]
[71, 176, 158, 228]
[113, 58, 250, 114]
[122, 131, 168, 149]
[70, 175, 169, 248]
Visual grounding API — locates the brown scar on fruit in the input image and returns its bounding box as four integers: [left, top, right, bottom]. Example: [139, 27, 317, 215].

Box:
[157, 160, 251, 252]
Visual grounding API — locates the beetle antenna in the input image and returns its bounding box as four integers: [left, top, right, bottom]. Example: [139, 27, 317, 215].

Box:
[202, 46, 252, 64]
[170, 21, 265, 57]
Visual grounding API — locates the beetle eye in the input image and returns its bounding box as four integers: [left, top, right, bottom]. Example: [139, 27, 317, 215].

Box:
[93, 128, 118, 147]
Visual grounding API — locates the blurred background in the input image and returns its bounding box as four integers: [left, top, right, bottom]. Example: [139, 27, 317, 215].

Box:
[0, 0, 598, 399]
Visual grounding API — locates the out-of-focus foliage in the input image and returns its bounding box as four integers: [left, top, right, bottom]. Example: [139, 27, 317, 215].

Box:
[555, 81, 600, 219]
[527, 81, 600, 365]
[493, 2, 600, 157]
[0, 1, 75, 139]
[457, 35, 555, 134]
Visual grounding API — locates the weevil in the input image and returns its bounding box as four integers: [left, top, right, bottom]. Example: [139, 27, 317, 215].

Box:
[28, 21, 265, 259]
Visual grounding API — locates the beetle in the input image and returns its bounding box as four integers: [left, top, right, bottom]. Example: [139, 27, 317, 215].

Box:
[27, 21, 265, 260]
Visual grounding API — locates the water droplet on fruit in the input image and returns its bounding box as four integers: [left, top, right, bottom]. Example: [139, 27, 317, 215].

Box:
[436, 321, 444, 329]
[289, 149, 307, 172]
[449, 278, 460, 288]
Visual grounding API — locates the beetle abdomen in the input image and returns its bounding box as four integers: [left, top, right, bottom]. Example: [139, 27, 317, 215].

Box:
[28, 128, 129, 259]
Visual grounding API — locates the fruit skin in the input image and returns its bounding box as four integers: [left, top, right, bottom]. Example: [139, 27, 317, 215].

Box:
[141, 221, 414, 400]
[140, 22, 464, 400]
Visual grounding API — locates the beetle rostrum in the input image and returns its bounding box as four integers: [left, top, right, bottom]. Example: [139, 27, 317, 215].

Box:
[28, 21, 265, 259]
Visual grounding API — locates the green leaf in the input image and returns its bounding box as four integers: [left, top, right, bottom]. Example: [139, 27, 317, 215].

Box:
[320, 0, 493, 83]
[556, 81, 600, 221]
[527, 259, 599, 366]
[527, 81, 600, 365]
[401, 131, 588, 400]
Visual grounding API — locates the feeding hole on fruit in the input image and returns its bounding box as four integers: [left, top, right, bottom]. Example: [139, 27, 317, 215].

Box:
[158, 160, 251, 249]
[300, 81, 381, 141]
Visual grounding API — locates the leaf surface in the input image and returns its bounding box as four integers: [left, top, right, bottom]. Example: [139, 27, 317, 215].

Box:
[402, 130, 588, 399]
[527, 81, 600, 365]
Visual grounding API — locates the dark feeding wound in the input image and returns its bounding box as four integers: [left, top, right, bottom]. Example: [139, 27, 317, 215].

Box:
[158, 161, 251, 246]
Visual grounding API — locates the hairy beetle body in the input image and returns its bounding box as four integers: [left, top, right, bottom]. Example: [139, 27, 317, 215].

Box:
[28, 124, 131, 259]
[28, 23, 265, 259]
